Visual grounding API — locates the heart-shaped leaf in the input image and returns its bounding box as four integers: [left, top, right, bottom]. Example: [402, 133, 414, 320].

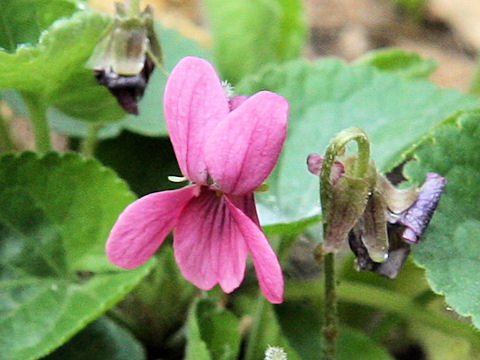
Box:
[203, 0, 306, 84]
[45, 316, 146, 360]
[403, 110, 480, 329]
[236, 59, 480, 229]
[0, 152, 153, 360]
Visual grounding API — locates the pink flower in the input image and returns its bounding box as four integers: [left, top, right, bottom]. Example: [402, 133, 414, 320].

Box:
[106, 56, 288, 303]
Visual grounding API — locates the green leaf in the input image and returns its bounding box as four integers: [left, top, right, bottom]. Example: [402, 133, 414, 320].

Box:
[185, 298, 241, 360]
[275, 302, 393, 360]
[236, 59, 480, 229]
[402, 110, 480, 329]
[95, 132, 181, 197]
[355, 48, 437, 79]
[45, 316, 146, 360]
[0, 152, 153, 360]
[203, 0, 306, 83]
[0, 0, 82, 52]
[0, 8, 126, 122]
[49, 24, 212, 137]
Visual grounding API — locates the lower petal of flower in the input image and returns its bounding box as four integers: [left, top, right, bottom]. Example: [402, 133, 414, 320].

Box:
[106, 185, 198, 269]
[226, 196, 284, 304]
[174, 188, 248, 293]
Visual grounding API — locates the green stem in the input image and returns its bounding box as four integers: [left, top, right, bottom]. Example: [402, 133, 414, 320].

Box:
[244, 295, 269, 360]
[318, 127, 370, 359]
[80, 122, 102, 157]
[244, 235, 284, 360]
[22, 93, 51, 152]
[322, 253, 337, 360]
[0, 110, 15, 152]
[285, 279, 480, 349]
[469, 57, 480, 95]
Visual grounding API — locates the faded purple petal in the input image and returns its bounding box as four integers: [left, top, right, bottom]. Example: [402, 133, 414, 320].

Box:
[226, 197, 284, 303]
[306, 153, 344, 184]
[204, 91, 288, 195]
[164, 56, 230, 184]
[174, 188, 248, 293]
[398, 172, 446, 243]
[106, 185, 199, 269]
[348, 225, 411, 279]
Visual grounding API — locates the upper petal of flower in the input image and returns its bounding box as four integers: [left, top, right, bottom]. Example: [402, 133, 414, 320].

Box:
[106, 185, 198, 268]
[174, 188, 248, 293]
[226, 196, 284, 303]
[164, 56, 230, 184]
[204, 91, 288, 195]
[307, 153, 345, 184]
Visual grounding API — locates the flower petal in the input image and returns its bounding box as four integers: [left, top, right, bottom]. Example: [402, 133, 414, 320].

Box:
[306, 153, 345, 184]
[106, 185, 198, 268]
[174, 188, 248, 292]
[398, 172, 447, 243]
[226, 197, 284, 303]
[204, 91, 288, 195]
[164, 56, 230, 184]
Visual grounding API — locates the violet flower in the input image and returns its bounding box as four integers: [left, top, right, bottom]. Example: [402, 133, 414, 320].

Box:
[106, 57, 288, 303]
[308, 153, 446, 278]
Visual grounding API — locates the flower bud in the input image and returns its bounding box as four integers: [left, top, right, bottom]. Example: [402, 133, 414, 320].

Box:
[86, 2, 163, 114]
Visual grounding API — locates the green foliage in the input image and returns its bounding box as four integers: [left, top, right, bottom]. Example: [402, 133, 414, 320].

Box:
[0, 2, 211, 130]
[0, 0, 82, 52]
[0, 152, 153, 360]
[203, 0, 306, 83]
[45, 316, 146, 360]
[236, 59, 479, 229]
[355, 48, 437, 79]
[48, 24, 212, 138]
[275, 302, 394, 360]
[185, 298, 241, 360]
[0, 9, 125, 122]
[403, 111, 480, 330]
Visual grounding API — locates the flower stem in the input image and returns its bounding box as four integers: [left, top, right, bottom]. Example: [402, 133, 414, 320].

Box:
[469, 57, 480, 95]
[322, 252, 337, 360]
[318, 127, 370, 359]
[80, 122, 102, 157]
[22, 93, 52, 152]
[0, 110, 15, 152]
[285, 279, 480, 350]
[244, 295, 269, 360]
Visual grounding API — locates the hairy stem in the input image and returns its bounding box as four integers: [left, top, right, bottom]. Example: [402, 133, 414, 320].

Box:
[0, 110, 15, 152]
[80, 122, 102, 157]
[322, 252, 337, 360]
[318, 128, 370, 359]
[22, 93, 51, 152]
[285, 279, 480, 349]
[244, 295, 269, 360]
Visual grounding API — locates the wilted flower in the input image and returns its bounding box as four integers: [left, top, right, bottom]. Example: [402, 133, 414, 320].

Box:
[106, 56, 288, 303]
[308, 152, 446, 278]
[349, 172, 446, 278]
[86, 2, 163, 114]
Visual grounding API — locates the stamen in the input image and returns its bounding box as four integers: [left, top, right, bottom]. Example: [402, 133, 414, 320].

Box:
[222, 80, 234, 98]
[167, 176, 188, 183]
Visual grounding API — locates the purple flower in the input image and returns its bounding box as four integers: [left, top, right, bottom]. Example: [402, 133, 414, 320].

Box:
[308, 152, 446, 278]
[106, 57, 288, 303]
[349, 172, 447, 278]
